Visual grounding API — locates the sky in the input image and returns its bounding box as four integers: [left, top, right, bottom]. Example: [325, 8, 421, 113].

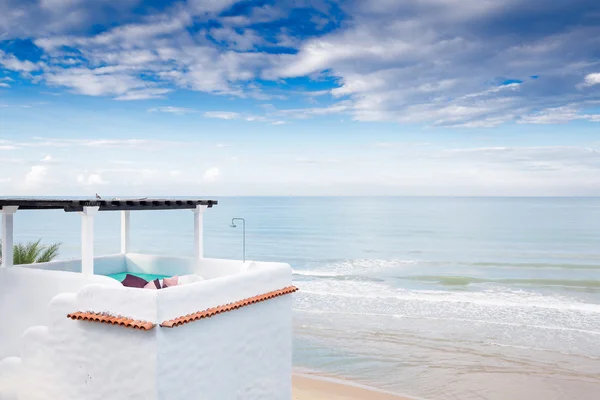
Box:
[1, 0, 600, 196]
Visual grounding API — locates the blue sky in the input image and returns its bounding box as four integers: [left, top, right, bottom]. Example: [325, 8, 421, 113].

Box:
[1, 0, 600, 196]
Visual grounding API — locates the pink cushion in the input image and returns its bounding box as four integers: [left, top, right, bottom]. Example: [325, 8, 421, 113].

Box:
[143, 279, 161, 290]
[163, 276, 179, 288]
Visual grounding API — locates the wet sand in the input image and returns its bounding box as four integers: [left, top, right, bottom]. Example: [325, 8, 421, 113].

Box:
[292, 374, 414, 400]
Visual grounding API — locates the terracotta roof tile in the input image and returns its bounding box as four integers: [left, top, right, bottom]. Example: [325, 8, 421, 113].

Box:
[67, 312, 156, 331]
[160, 285, 298, 328]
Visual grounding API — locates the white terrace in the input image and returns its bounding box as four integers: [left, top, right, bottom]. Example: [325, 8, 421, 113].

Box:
[0, 198, 296, 400]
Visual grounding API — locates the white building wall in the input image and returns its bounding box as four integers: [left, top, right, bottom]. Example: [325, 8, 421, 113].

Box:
[2, 291, 158, 400]
[125, 253, 197, 276]
[0, 259, 294, 400]
[155, 261, 293, 399]
[0, 267, 121, 359]
[124, 253, 251, 279]
[17, 254, 126, 275]
[157, 296, 293, 400]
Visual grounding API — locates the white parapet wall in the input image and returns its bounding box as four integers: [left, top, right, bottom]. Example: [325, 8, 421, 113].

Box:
[0, 266, 122, 360]
[0, 258, 295, 400]
[156, 262, 293, 399]
[16, 254, 127, 275]
[124, 253, 254, 279]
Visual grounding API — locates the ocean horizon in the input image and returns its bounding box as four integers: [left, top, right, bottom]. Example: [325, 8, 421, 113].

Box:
[4, 196, 600, 400]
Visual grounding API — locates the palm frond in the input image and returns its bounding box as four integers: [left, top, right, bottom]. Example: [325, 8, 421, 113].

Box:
[24, 239, 43, 264]
[0, 239, 61, 265]
[37, 242, 61, 263]
[13, 243, 27, 265]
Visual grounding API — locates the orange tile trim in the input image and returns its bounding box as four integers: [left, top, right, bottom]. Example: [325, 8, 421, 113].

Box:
[160, 285, 298, 328]
[67, 311, 156, 331]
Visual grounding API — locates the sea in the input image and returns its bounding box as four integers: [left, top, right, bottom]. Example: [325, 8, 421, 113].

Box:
[6, 197, 600, 400]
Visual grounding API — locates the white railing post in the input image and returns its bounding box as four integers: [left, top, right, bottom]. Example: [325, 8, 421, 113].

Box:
[121, 210, 130, 254]
[1, 206, 18, 267]
[193, 205, 208, 261]
[80, 206, 99, 276]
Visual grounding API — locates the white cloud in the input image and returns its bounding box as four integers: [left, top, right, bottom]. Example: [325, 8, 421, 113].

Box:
[204, 111, 286, 124]
[272, 102, 352, 119]
[0, 82, 10, 88]
[41, 154, 53, 162]
[24, 165, 49, 187]
[583, 73, 600, 87]
[0, 50, 40, 73]
[42, 66, 171, 100]
[1, 0, 600, 128]
[23, 137, 184, 149]
[295, 157, 341, 165]
[115, 88, 171, 101]
[77, 172, 108, 186]
[0, 145, 16, 150]
[204, 111, 240, 120]
[109, 160, 135, 165]
[202, 167, 220, 182]
[209, 26, 264, 51]
[374, 142, 399, 148]
[518, 106, 600, 124]
[148, 106, 196, 115]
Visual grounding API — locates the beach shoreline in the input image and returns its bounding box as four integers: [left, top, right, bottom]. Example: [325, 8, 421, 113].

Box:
[292, 373, 419, 400]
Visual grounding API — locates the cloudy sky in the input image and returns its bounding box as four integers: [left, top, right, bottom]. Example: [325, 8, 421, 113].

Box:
[1, 0, 600, 196]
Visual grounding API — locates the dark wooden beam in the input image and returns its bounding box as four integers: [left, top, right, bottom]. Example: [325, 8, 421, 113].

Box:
[0, 198, 217, 212]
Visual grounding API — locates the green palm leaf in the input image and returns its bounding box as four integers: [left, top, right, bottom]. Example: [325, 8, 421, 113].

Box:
[37, 242, 61, 263]
[0, 239, 60, 265]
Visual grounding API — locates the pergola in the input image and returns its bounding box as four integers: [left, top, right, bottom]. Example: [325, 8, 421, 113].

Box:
[0, 198, 218, 273]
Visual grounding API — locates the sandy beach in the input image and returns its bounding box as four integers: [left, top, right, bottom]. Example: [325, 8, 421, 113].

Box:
[293, 375, 412, 400]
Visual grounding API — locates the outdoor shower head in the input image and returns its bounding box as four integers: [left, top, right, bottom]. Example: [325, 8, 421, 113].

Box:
[230, 224, 237, 228]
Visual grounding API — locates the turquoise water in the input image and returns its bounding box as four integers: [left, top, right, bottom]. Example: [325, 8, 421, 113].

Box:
[106, 272, 169, 282]
[5, 197, 600, 399]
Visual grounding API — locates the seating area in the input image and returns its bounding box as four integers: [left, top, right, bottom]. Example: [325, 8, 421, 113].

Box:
[0, 198, 296, 400]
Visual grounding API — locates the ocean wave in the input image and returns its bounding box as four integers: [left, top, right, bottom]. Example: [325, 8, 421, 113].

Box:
[400, 275, 600, 288]
[295, 280, 600, 313]
[293, 270, 343, 277]
[293, 269, 385, 282]
[465, 261, 600, 270]
[295, 308, 600, 336]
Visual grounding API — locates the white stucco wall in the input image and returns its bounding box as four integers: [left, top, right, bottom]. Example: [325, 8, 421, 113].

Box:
[125, 253, 196, 276]
[157, 295, 293, 399]
[157, 261, 291, 322]
[124, 253, 251, 279]
[156, 261, 293, 399]
[17, 254, 126, 275]
[0, 259, 294, 400]
[1, 292, 158, 400]
[0, 267, 121, 359]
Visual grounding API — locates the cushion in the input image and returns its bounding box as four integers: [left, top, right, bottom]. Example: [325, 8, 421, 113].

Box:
[121, 274, 148, 289]
[163, 276, 179, 288]
[143, 279, 162, 290]
[178, 274, 203, 285]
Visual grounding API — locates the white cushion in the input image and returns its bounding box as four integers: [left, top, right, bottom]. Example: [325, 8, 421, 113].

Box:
[177, 274, 204, 285]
